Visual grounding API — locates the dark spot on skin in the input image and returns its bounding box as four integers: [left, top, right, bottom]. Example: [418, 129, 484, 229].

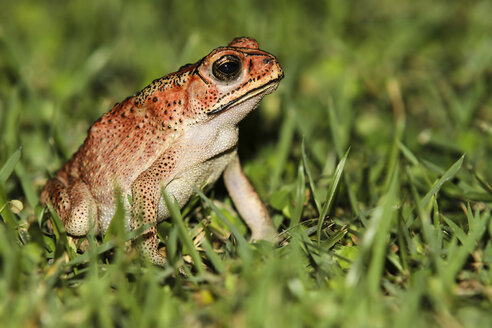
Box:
[153, 97, 158, 102]
[164, 110, 168, 115]
[130, 107, 135, 113]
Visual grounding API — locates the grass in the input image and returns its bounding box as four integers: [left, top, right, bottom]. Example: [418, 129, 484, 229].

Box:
[1, 0, 492, 326]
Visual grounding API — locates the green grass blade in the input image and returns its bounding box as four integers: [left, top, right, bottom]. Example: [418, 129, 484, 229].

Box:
[103, 189, 127, 243]
[162, 187, 205, 275]
[406, 167, 442, 277]
[323, 228, 347, 249]
[328, 101, 366, 226]
[289, 160, 305, 229]
[65, 241, 116, 266]
[301, 140, 321, 213]
[443, 208, 490, 286]
[396, 215, 410, 273]
[199, 230, 226, 274]
[366, 167, 400, 297]
[194, 187, 252, 265]
[442, 215, 467, 244]
[0, 147, 21, 184]
[14, 162, 39, 209]
[327, 99, 344, 156]
[271, 105, 295, 191]
[317, 148, 349, 244]
[0, 186, 18, 229]
[399, 142, 419, 166]
[383, 79, 405, 190]
[422, 155, 464, 206]
[432, 199, 443, 249]
[473, 171, 492, 194]
[46, 203, 76, 262]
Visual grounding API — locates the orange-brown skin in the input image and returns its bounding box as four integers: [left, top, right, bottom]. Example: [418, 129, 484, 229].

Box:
[41, 37, 283, 265]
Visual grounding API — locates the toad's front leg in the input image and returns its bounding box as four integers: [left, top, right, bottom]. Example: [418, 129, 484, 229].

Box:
[223, 153, 277, 242]
[130, 151, 177, 266]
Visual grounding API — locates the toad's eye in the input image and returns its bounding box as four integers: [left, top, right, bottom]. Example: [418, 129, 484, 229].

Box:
[212, 55, 242, 81]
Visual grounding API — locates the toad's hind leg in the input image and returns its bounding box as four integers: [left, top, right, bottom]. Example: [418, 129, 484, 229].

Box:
[41, 177, 98, 236]
[130, 150, 177, 267]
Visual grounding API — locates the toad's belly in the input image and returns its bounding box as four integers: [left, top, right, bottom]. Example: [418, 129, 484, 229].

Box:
[155, 150, 236, 222]
[95, 149, 237, 232]
[97, 150, 236, 233]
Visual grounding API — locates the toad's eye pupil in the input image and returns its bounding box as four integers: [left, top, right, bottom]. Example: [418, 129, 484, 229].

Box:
[218, 61, 239, 75]
[212, 55, 241, 81]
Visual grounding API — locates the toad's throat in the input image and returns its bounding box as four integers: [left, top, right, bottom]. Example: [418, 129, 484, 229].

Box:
[208, 78, 282, 115]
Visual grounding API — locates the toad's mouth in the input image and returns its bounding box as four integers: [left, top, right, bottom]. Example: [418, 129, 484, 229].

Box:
[208, 77, 283, 115]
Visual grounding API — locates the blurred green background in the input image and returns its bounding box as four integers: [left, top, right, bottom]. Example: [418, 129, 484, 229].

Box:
[1, 0, 492, 327]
